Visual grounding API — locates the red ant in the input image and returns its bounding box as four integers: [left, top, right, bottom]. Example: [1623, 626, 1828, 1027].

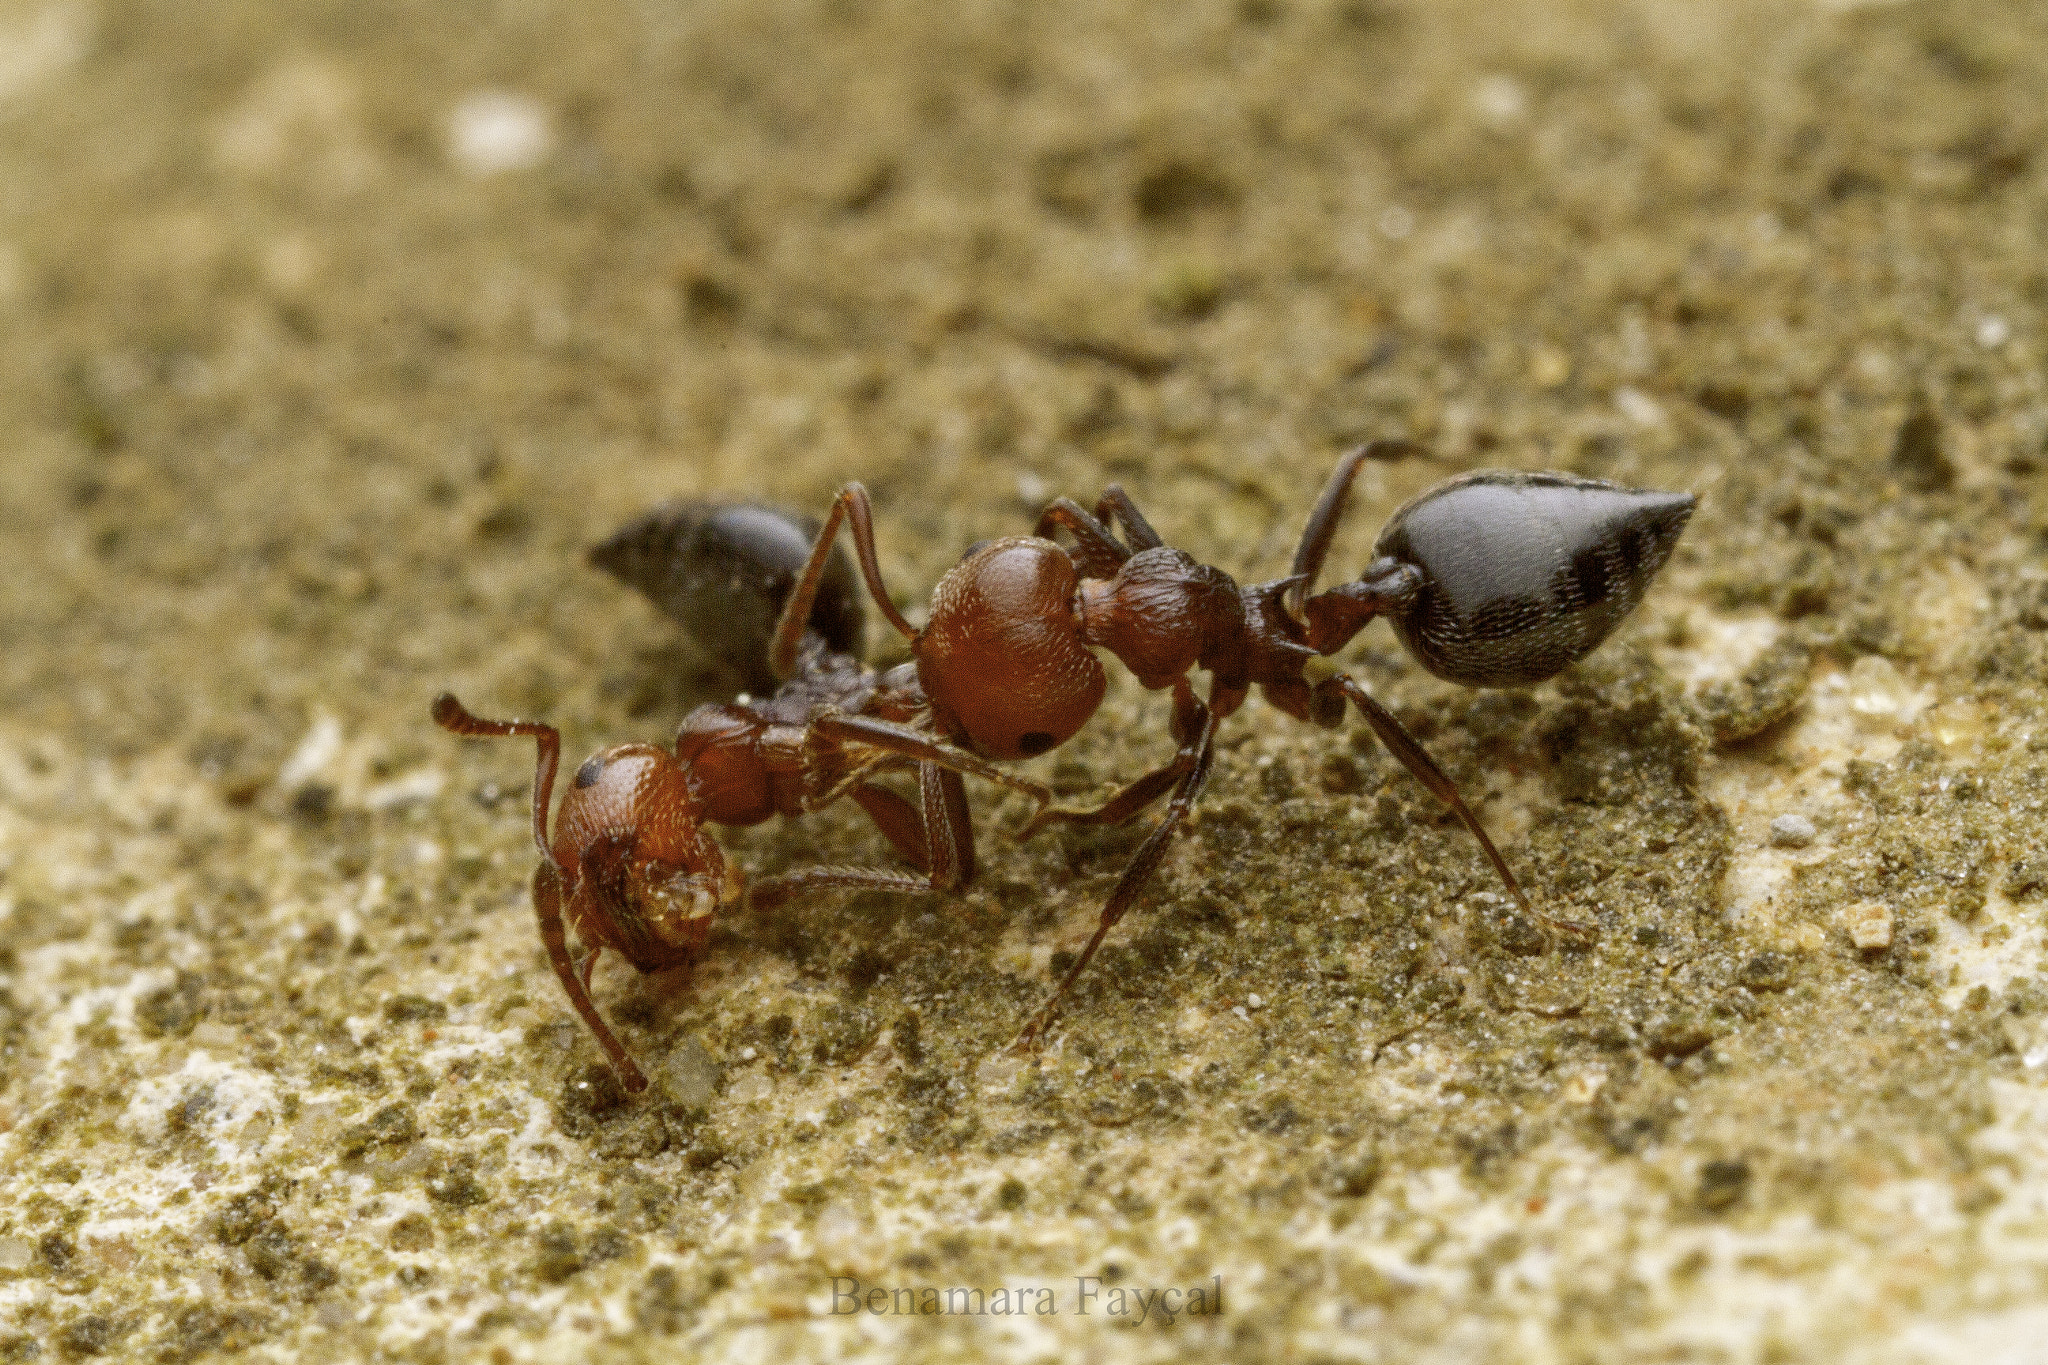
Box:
[435, 504, 1052, 1092]
[769, 442, 1694, 1046]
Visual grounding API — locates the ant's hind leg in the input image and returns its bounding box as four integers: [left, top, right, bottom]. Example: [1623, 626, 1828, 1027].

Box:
[1330, 674, 1587, 936]
[1011, 704, 1220, 1052]
[770, 484, 917, 680]
[1285, 439, 1429, 616]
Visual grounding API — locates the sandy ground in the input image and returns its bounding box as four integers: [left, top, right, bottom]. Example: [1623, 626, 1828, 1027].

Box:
[3, 0, 2048, 1359]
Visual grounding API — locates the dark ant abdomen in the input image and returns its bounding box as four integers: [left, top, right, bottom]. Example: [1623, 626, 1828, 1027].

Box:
[1373, 471, 1695, 688]
[590, 502, 866, 694]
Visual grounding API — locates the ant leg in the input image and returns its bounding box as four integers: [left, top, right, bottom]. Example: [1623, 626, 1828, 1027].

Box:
[1093, 486, 1165, 551]
[1330, 674, 1584, 934]
[431, 693, 562, 870]
[1285, 439, 1428, 616]
[809, 713, 1054, 812]
[1021, 679, 1206, 835]
[1034, 499, 1131, 578]
[793, 769, 967, 895]
[921, 764, 975, 890]
[1012, 703, 1220, 1051]
[533, 862, 649, 1093]
[770, 483, 917, 680]
[748, 865, 938, 909]
[1021, 764, 1182, 835]
[851, 782, 932, 871]
[747, 766, 971, 909]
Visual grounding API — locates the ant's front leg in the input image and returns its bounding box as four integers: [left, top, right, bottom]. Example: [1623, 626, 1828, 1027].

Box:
[849, 782, 933, 871]
[808, 713, 1055, 815]
[750, 762, 975, 907]
[1020, 678, 1207, 836]
[1090, 486, 1165, 553]
[747, 864, 938, 910]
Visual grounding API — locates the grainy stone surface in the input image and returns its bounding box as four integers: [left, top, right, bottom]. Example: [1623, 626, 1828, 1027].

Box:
[2, 0, 2047, 1360]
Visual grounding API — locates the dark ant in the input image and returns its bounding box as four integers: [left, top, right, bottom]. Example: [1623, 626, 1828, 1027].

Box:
[770, 442, 1695, 1046]
[435, 505, 1051, 1093]
[588, 500, 865, 697]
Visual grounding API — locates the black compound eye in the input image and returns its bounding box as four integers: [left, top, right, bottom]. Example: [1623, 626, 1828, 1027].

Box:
[574, 756, 605, 789]
[1017, 731, 1057, 757]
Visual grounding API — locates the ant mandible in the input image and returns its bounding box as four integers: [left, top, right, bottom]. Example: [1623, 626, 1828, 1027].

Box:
[436, 504, 1053, 1093]
[772, 442, 1694, 1047]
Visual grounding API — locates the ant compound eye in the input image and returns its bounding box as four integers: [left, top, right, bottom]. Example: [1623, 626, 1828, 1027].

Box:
[1374, 471, 1694, 687]
[573, 756, 605, 789]
[917, 538, 1107, 761]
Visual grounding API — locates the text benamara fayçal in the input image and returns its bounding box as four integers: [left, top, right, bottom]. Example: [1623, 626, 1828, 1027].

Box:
[832, 1275, 1223, 1324]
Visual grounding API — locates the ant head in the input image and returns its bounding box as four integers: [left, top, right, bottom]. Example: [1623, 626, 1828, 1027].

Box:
[917, 537, 1107, 760]
[433, 693, 743, 1093]
[554, 743, 741, 972]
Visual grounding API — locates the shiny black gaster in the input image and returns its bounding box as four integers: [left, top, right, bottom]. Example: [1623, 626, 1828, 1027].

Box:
[590, 502, 866, 694]
[1372, 471, 1695, 688]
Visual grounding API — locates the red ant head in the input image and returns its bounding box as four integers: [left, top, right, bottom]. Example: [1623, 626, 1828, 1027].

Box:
[432, 694, 745, 1093]
[917, 537, 1107, 760]
[552, 743, 742, 973]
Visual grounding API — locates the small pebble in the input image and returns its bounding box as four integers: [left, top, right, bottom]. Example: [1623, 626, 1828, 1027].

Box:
[1615, 386, 1667, 428]
[1768, 814, 1816, 849]
[1471, 74, 1528, 125]
[446, 91, 552, 176]
[1562, 1069, 1607, 1104]
[1844, 901, 1892, 951]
